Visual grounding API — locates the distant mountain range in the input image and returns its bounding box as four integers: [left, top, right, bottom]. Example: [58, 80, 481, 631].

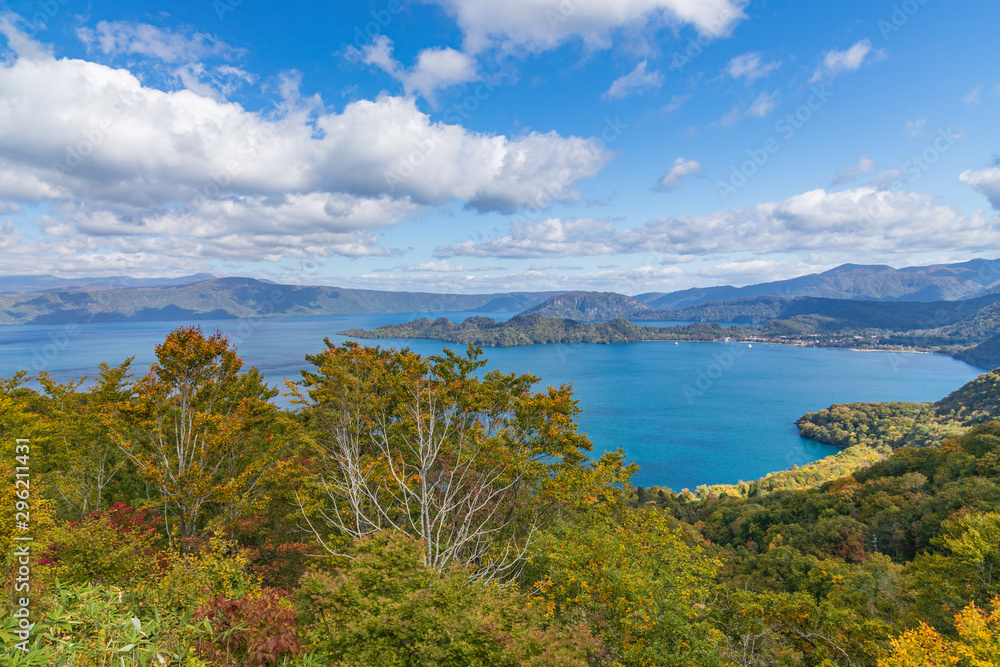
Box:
[0, 277, 559, 325]
[2, 257, 1000, 330]
[636, 259, 1000, 309]
[0, 273, 218, 294]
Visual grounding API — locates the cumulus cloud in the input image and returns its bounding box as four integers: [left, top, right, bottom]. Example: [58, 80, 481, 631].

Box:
[437, 186, 1000, 259]
[0, 24, 611, 272]
[960, 166, 1000, 210]
[603, 60, 663, 100]
[658, 157, 701, 191]
[348, 36, 478, 103]
[832, 155, 878, 185]
[437, 218, 619, 258]
[423, 0, 747, 53]
[810, 39, 882, 83]
[725, 52, 780, 82]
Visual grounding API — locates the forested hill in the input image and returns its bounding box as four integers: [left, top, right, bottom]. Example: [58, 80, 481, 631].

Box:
[0, 277, 559, 325]
[796, 368, 1000, 450]
[520, 291, 652, 320]
[339, 313, 754, 346]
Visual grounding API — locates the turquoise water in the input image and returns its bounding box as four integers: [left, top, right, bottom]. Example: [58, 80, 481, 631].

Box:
[0, 313, 983, 491]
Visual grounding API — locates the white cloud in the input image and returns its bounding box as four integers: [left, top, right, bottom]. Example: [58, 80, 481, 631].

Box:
[717, 104, 742, 128]
[0, 25, 612, 271]
[692, 258, 820, 285]
[744, 90, 777, 118]
[437, 186, 1000, 260]
[338, 264, 690, 294]
[960, 166, 1000, 210]
[404, 260, 467, 272]
[423, 0, 747, 53]
[406, 47, 479, 100]
[350, 36, 478, 103]
[725, 52, 780, 82]
[602, 60, 663, 100]
[663, 93, 691, 112]
[832, 155, 878, 185]
[76, 21, 238, 64]
[904, 118, 927, 138]
[437, 218, 619, 258]
[964, 83, 984, 105]
[810, 39, 882, 83]
[658, 157, 701, 191]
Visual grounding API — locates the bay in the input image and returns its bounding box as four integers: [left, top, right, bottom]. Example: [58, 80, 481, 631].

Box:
[0, 313, 983, 491]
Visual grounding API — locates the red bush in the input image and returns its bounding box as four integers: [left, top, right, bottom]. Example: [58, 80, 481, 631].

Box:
[194, 589, 302, 667]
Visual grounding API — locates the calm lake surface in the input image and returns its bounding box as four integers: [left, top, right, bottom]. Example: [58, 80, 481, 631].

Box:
[0, 312, 983, 491]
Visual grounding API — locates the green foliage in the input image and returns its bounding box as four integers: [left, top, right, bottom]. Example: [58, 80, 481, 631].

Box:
[797, 402, 941, 449]
[39, 503, 166, 587]
[522, 291, 652, 320]
[797, 368, 1000, 450]
[36, 361, 138, 521]
[527, 508, 725, 666]
[292, 341, 596, 580]
[139, 539, 264, 614]
[109, 326, 281, 542]
[682, 444, 890, 499]
[296, 531, 598, 667]
[1, 580, 208, 666]
[340, 313, 763, 346]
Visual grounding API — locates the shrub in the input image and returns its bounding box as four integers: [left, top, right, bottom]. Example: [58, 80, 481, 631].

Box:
[39, 503, 166, 587]
[194, 589, 302, 667]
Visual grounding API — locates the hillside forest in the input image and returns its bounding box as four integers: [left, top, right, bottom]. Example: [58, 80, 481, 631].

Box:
[2, 326, 1000, 666]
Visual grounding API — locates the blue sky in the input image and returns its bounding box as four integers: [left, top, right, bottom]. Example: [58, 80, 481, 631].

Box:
[0, 0, 998, 294]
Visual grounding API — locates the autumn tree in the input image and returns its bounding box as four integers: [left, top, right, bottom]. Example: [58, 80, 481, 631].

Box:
[291, 341, 594, 582]
[38, 360, 136, 520]
[879, 596, 1000, 667]
[109, 327, 279, 545]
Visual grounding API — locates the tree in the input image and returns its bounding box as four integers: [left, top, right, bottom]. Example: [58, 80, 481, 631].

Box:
[291, 341, 593, 582]
[879, 596, 1000, 667]
[37, 360, 135, 520]
[527, 507, 724, 667]
[109, 327, 279, 545]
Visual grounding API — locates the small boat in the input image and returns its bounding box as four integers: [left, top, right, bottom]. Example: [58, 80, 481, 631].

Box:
[747, 344, 753, 348]
[674, 341, 679, 345]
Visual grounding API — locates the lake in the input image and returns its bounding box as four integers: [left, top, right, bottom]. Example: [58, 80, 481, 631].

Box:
[0, 312, 983, 491]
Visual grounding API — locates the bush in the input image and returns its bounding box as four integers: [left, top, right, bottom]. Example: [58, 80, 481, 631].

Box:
[39, 503, 166, 587]
[194, 589, 302, 667]
[296, 531, 598, 667]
